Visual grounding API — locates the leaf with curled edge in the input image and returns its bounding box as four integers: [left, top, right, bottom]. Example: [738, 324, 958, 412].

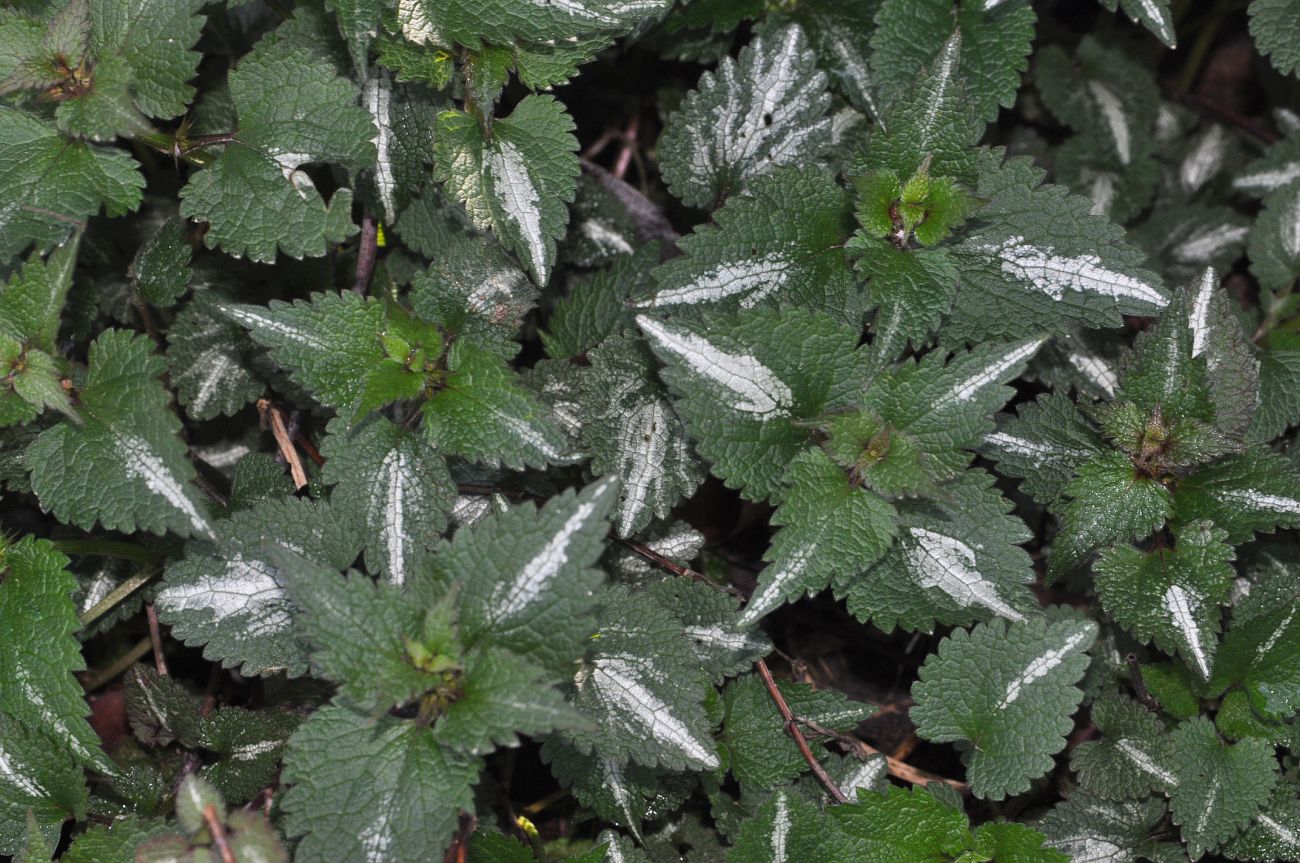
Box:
[911, 617, 1097, 799]
[321, 416, 455, 587]
[658, 24, 832, 209]
[1095, 521, 1234, 682]
[25, 329, 217, 541]
[178, 33, 374, 262]
[846, 469, 1040, 634]
[281, 704, 479, 863]
[435, 95, 578, 286]
[0, 537, 113, 774]
[579, 335, 704, 538]
[639, 166, 858, 322]
[155, 498, 363, 677]
[562, 588, 720, 772]
[423, 479, 617, 674]
[636, 308, 865, 501]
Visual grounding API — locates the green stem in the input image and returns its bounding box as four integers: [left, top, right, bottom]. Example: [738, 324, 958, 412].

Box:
[1254, 279, 1298, 343]
[136, 131, 220, 168]
[1177, 11, 1225, 93]
[53, 539, 163, 566]
[82, 637, 152, 691]
[80, 566, 160, 628]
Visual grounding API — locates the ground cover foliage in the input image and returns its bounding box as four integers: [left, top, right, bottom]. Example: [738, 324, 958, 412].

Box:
[2, 0, 1300, 861]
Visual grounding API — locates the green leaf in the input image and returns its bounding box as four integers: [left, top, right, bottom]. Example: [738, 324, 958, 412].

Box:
[0, 537, 109, 773]
[1049, 451, 1173, 576]
[636, 308, 864, 501]
[862, 337, 1047, 482]
[281, 704, 479, 863]
[409, 231, 537, 361]
[423, 340, 576, 469]
[1234, 128, 1300, 198]
[321, 416, 455, 586]
[156, 498, 364, 676]
[851, 240, 959, 349]
[830, 785, 970, 861]
[325, 0, 380, 75]
[1249, 0, 1300, 76]
[1099, 0, 1177, 47]
[870, 0, 1036, 124]
[1168, 716, 1278, 859]
[1185, 269, 1259, 442]
[223, 292, 431, 421]
[949, 169, 1168, 342]
[740, 448, 898, 624]
[542, 739, 690, 836]
[979, 391, 1104, 506]
[178, 35, 374, 262]
[0, 233, 79, 351]
[166, 296, 264, 421]
[1037, 790, 1167, 863]
[647, 577, 769, 683]
[1251, 331, 1300, 442]
[846, 469, 1039, 633]
[729, 790, 834, 863]
[0, 107, 143, 259]
[0, 237, 79, 426]
[542, 242, 656, 359]
[972, 821, 1072, 863]
[129, 216, 191, 308]
[579, 335, 704, 537]
[1069, 693, 1178, 800]
[564, 588, 719, 771]
[1210, 601, 1300, 721]
[435, 95, 578, 285]
[2, 0, 206, 140]
[659, 24, 832, 209]
[467, 832, 536, 863]
[25, 329, 216, 540]
[719, 673, 875, 789]
[429, 647, 581, 755]
[15, 810, 51, 863]
[640, 166, 857, 318]
[394, 0, 670, 47]
[1249, 180, 1300, 293]
[856, 35, 982, 191]
[196, 706, 300, 803]
[781, 1, 881, 119]
[1095, 521, 1235, 681]
[362, 72, 440, 225]
[89, 0, 206, 120]
[1224, 779, 1300, 862]
[427, 478, 617, 674]
[1173, 447, 1300, 544]
[0, 714, 88, 856]
[282, 556, 435, 712]
[1033, 37, 1160, 173]
[911, 617, 1097, 799]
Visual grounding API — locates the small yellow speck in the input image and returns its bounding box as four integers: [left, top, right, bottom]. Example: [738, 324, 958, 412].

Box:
[376, 223, 387, 247]
[515, 815, 539, 839]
